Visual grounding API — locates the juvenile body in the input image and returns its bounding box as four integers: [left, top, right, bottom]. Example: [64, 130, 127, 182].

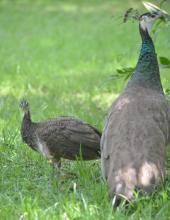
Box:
[20, 100, 101, 168]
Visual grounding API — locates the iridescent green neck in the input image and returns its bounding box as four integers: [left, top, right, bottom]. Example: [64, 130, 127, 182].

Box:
[127, 24, 163, 93]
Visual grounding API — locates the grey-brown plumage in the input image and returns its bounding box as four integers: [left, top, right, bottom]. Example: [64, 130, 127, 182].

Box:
[101, 10, 170, 204]
[20, 100, 101, 168]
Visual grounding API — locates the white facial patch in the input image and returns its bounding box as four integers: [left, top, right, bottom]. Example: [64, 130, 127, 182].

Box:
[140, 16, 155, 34]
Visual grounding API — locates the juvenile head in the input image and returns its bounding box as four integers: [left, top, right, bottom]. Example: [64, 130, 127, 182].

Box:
[20, 100, 29, 113]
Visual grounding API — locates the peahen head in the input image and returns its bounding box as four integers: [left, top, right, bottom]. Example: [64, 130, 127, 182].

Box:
[20, 100, 29, 113]
[139, 12, 164, 34]
[140, 1, 168, 34]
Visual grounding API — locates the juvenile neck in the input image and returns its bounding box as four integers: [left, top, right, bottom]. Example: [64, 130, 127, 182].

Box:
[127, 23, 163, 93]
[21, 110, 37, 151]
[23, 111, 31, 122]
[21, 111, 32, 138]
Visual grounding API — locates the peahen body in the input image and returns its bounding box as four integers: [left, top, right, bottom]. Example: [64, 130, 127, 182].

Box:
[20, 100, 101, 168]
[101, 9, 170, 204]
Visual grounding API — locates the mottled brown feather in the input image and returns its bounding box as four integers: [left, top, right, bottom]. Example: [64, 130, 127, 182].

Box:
[20, 104, 101, 166]
[35, 116, 101, 160]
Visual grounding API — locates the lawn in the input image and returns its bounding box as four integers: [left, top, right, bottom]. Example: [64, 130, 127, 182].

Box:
[0, 0, 170, 219]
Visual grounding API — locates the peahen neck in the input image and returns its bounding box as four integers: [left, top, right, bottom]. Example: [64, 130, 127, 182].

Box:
[126, 23, 163, 93]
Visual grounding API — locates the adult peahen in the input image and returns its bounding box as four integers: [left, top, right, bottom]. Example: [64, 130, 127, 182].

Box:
[101, 5, 170, 205]
[20, 100, 101, 168]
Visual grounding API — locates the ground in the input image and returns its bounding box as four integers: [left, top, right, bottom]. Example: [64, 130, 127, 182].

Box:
[0, 0, 170, 219]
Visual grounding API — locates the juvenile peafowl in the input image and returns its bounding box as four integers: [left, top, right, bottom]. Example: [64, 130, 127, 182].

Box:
[20, 100, 101, 168]
[101, 5, 170, 205]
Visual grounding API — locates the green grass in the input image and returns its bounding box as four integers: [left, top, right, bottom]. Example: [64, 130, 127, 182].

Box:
[0, 0, 170, 219]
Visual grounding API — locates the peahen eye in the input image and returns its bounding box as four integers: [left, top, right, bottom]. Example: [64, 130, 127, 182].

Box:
[145, 54, 150, 60]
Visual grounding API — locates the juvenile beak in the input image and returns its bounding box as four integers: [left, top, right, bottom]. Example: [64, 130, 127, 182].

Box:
[143, 1, 169, 20]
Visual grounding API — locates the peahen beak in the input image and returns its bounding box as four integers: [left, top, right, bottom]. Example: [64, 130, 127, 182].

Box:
[143, 1, 169, 21]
